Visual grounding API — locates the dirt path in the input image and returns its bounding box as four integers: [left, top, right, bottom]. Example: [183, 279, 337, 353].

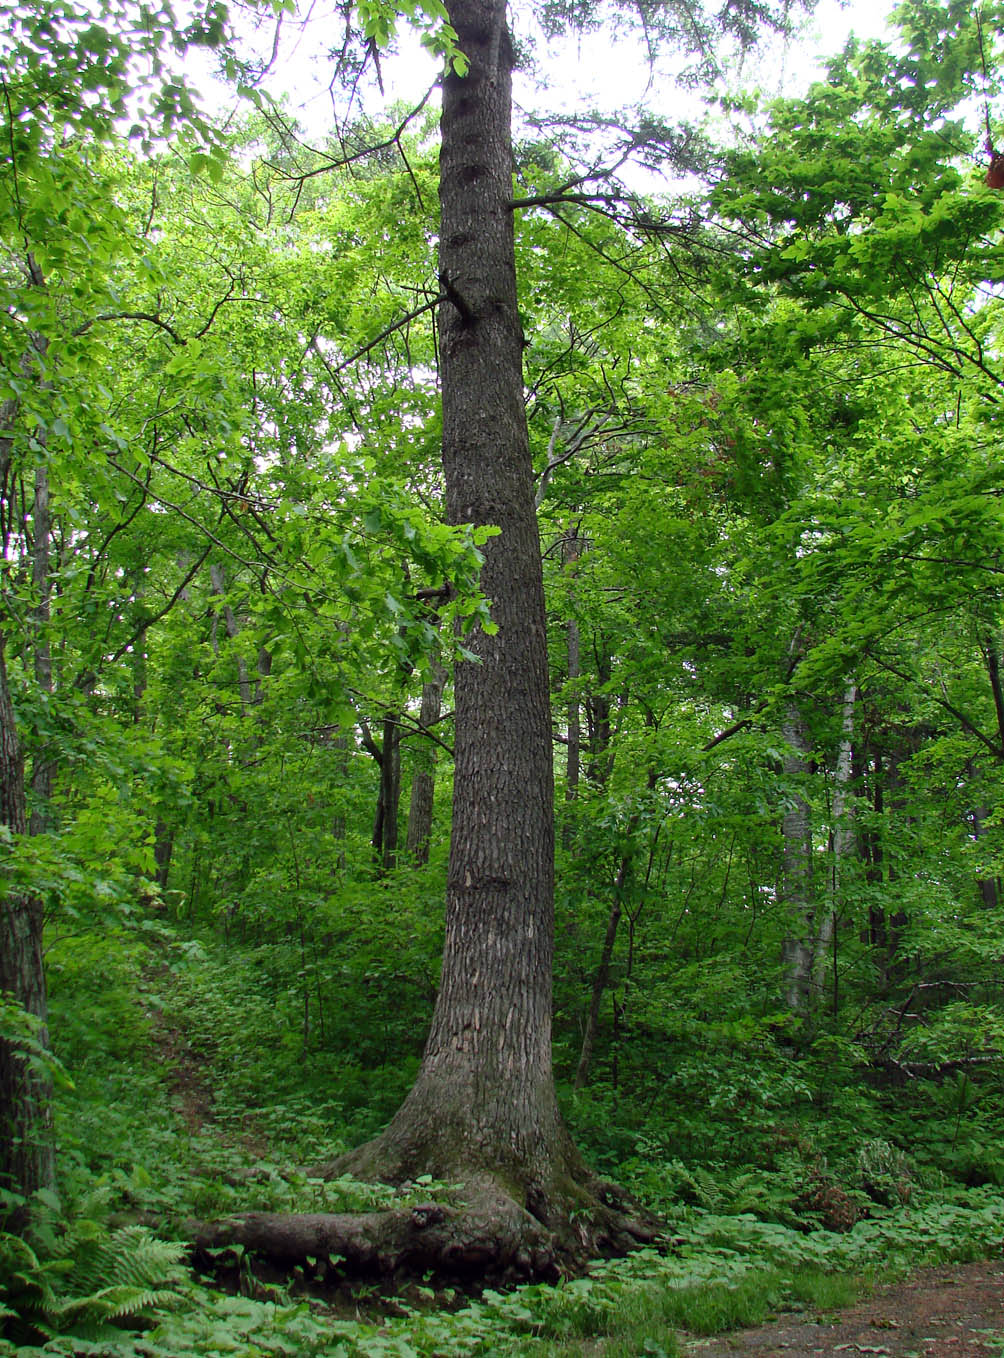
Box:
[684, 1260, 1004, 1357]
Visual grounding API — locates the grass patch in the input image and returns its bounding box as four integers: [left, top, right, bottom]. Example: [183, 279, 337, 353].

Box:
[787, 1265, 869, 1312]
[487, 1263, 874, 1357]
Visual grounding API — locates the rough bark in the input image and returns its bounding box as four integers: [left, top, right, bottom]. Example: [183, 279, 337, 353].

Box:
[0, 634, 56, 1224]
[333, 0, 566, 1200]
[0, 312, 56, 1221]
[339, 0, 562, 1178]
[209, 0, 660, 1276]
[192, 1195, 556, 1280]
[194, 0, 665, 1282]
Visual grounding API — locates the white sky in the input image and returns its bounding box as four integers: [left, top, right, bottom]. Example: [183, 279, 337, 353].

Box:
[220, 0, 899, 148]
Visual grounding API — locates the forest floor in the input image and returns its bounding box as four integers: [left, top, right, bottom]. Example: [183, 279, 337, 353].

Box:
[682, 1259, 1004, 1357]
[147, 977, 1004, 1357]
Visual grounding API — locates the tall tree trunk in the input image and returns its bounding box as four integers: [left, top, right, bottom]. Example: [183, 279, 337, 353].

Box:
[325, 0, 653, 1270]
[573, 861, 625, 1091]
[1, 308, 56, 1222]
[883, 746, 910, 970]
[344, 0, 559, 1181]
[861, 749, 890, 983]
[974, 634, 1004, 906]
[406, 661, 447, 864]
[0, 634, 56, 1224]
[565, 615, 580, 798]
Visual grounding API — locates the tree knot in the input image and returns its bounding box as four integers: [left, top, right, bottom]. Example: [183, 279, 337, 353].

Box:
[411, 1203, 446, 1229]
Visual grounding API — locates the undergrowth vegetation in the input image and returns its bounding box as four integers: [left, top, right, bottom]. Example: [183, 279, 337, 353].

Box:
[4, 917, 1004, 1357]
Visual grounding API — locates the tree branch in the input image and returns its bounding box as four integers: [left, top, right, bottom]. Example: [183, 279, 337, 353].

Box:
[72, 312, 186, 345]
[310, 294, 443, 378]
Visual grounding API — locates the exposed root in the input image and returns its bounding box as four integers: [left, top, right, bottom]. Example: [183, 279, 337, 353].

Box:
[190, 1171, 663, 1285]
[193, 1188, 557, 1282]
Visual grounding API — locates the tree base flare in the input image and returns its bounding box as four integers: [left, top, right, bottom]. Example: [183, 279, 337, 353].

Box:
[191, 1171, 662, 1285]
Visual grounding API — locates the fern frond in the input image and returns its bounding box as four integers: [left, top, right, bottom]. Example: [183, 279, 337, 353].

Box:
[3, 1218, 183, 1343]
[64, 1225, 184, 1300]
[0, 1232, 59, 1315]
[55, 1282, 180, 1324]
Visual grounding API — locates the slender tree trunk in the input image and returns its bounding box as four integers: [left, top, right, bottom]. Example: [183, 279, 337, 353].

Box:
[378, 712, 400, 873]
[29, 462, 53, 834]
[361, 715, 401, 872]
[0, 634, 56, 1224]
[586, 643, 613, 787]
[818, 682, 856, 1014]
[861, 750, 889, 982]
[562, 529, 585, 853]
[565, 617, 580, 798]
[884, 748, 910, 970]
[781, 704, 815, 1016]
[406, 661, 447, 863]
[975, 635, 1004, 906]
[982, 633, 1004, 752]
[1, 306, 55, 1222]
[573, 866, 624, 1091]
[574, 759, 656, 1090]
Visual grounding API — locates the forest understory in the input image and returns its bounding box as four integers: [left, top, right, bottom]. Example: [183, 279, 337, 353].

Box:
[4, 917, 1003, 1356]
[5, 0, 1004, 1351]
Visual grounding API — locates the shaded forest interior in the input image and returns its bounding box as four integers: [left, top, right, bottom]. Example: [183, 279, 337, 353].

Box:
[3, 0, 1004, 1350]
